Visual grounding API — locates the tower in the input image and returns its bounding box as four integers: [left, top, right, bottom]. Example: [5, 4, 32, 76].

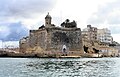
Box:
[45, 12, 52, 27]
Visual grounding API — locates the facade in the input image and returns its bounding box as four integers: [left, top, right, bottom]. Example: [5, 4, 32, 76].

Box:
[97, 28, 113, 44]
[82, 25, 97, 41]
[19, 13, 83, 55]
[82, 26, 113, 45]
[19, 36, 29, 53]
[82, 25, 97, 46]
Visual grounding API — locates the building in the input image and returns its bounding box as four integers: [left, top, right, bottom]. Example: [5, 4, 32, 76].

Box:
[82, 25, 97, 42]
[97, 28, 113, 44]
[19, 13, 83, 56]
[0, 41, 19, 48]
[19, 36, 29, 53]
[82, 25, 97, 46]
[82, 26, 113, 45]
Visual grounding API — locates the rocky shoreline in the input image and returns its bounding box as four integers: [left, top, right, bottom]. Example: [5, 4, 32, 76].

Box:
[0, 51, 119, 58]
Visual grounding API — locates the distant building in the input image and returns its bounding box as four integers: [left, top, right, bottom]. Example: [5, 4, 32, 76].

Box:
[0, 41, 19, 48]
[82, 25, 97, 46]
[82, 26, 113, 45]
[82, 25, 97, 41]
[19, 13, 83, 55]
[97, 28, 113, 44]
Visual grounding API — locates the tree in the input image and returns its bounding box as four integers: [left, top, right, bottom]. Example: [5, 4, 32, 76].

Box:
[65, 19, 70, 23]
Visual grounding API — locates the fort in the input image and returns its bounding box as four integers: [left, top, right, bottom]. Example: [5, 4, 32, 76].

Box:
[0, 13, 119, 58]
[18, 13, 119, 58]
[19, 13, 83, 57]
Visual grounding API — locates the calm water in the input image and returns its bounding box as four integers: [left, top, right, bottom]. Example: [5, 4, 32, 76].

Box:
[0, 58, 120, 77]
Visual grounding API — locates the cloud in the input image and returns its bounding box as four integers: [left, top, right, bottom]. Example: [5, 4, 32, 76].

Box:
[0, 0, 56, 19]
[87, 0, 120, 43]
[87, 0, 120, 25]
[0, 0, 56, 41]
[0, 0, 56, 29]
[0, 22, 29, 41]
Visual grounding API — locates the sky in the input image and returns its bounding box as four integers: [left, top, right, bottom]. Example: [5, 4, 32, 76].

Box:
[0, 0, 120, 43]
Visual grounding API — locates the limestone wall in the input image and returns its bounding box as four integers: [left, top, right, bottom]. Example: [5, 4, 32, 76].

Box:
[46, 27, 83, 52]
[19, 36, 29, 53]
[29, 29, 47, 50]
[20, 27, 83, 54]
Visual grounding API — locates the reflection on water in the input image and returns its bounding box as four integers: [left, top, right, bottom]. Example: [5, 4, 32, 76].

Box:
[0, 58, 120, 77]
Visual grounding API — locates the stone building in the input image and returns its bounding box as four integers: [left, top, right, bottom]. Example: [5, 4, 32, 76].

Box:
[19, 13, 83, 55]
[82, 25, 116, 55]
[82, 25, 102, 53]
[19, 36, 29, 53]
[82, 26, 113, 46]
[82, 25, 98, 46]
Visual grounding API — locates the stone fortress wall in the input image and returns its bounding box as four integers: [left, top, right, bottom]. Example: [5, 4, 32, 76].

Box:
[19, 13, 83, 56]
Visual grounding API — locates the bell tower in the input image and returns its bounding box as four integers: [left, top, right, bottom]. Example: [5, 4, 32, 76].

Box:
[45, 12, 52, 27]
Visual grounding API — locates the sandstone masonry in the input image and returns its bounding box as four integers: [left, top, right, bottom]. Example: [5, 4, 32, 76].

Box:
[19, 13, 83, 55]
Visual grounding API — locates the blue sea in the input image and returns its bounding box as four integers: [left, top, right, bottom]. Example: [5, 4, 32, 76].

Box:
[0, 58, 120, 77]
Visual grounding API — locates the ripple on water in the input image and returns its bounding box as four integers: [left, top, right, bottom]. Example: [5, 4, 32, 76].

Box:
[0, 58, 120, 77]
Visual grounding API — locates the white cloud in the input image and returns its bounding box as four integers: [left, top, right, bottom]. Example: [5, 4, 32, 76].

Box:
[87, 0, 120, 25]
[51, 0, 116, 29]
[0, 0, 56, 29]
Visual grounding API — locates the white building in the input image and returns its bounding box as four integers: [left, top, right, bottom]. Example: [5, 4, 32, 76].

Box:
[97, 28, 113, 44]
[1, 41, 19, 48]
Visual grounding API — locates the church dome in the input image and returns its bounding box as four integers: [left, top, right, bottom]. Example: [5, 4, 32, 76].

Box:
[45, 12, 52, 19]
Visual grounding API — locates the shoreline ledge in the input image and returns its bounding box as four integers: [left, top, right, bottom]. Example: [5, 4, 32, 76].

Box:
[0, 52, 118, 58]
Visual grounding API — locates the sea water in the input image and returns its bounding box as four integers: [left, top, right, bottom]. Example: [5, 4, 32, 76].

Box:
[0, 58, 120, 77]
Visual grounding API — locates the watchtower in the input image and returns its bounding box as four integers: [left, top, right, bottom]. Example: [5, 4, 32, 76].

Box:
[45, 12, 52, 27]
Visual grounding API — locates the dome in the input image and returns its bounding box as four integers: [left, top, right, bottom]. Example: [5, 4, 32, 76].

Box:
[45, 12, 52, 19]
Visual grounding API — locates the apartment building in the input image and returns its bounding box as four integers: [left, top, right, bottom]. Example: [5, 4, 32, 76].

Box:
[97, 28, 113, 44]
